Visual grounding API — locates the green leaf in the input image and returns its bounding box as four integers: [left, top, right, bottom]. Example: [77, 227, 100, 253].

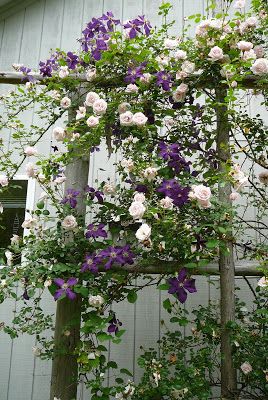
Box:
[163, 298, 171, 310]
[158, 283, 169, 290]
[127, 290, 138, 303]
[120, 368, 133, 377]
[97, 332, 112, 342]
[107, 361, 118, 369]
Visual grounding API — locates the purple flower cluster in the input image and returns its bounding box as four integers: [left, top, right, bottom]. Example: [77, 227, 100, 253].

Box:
[158, 142, 191, 173]
[123, 15, 152, 38]
[86, 223, 107, 239]
[54, 277, 78, 300]
[85, 186, 104, 203]
[108, 313, 122, 334]
[168, 268, 197, 304]
[81, 245, 135, 273]
[61, 188, 80, 208]
[80, 12, 120, 61]
[19, 66, 36, 83]
[155, 71, 172, 91]
[158, 179, 190, 207]
[39, 53, 59, 77]
[125, 62, 146, 84]
[66, 51, 79, 70]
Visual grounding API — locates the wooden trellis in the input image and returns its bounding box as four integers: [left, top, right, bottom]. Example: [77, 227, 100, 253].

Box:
[0, 68, 266, 400]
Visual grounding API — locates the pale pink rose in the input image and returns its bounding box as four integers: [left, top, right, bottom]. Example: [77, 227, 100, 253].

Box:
[25, 162, 37, 178]
[245, 16, 257, 27]
[254, 45, 265, 58]
[251, 58, 268, 75]
[237, 41, 253, 51]
[238, 22, 248, 34]
[156, 54, 170, 67]
[139, 73, 152, 83]
[164, 38, 178, 49]
[209, 19, 223, 30]
[176, 71, 188, 80]
[126, 84, 139, 93]
[234, 176, 248, 191]
[135, 223, 151, 241]
[71, 132, 80, 141]
[121, 159, 134, 172]
[230, 192, 240, 201]
[172, 83, 188, 102]
[208, 46, 224, 61]
[24, 146, 38, 156]
[242, 49, 256, 61]
[129, 201, 146, 219]
[231, 81, 238, 88]
[103, 182, 116, 195]
[60, 96, 71, 108]
[240, 362, 252, 375]
[160, 196, 174, 210]
[133, 192, 146, 203]
[50, 90, 61, 100]
[181, 61, 195, 75]
[22, 215, 37, 229]
[259, 171, 268, 184]
[88, 295, 105, 307]
[53, 126, 66, 141]
[132, 112, 148, 127]
[258, 276, 268, 287]
[76, 106, 87, 120]
[10, 234, 20, 244]
[234, 0, 245, 8]
[59, 66, 69, 78]
[54, 175, 66, 184]
[191, 184, 212, 208]
[143, 167, 158, 181]
[174, 50, 187, 60]
[5, 250, 13, 266]
[93, 99, 107, 115]
[164, 116, 175, 128]
[0, 176, 8, 186]
[86, 116, 99, 127]
[118, 102, 131, 114]
[85, 92, 100, 106]
[120, 111, 133, 126]
[61, 215, 78, 231]
[259, 10, 267, 19]
[86, 68, 96, 82]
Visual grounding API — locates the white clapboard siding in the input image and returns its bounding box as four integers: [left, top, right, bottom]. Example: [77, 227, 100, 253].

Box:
[0, 1, 263, 399]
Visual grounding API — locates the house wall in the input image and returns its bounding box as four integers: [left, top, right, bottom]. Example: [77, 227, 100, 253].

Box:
[0, 1, 261, 399]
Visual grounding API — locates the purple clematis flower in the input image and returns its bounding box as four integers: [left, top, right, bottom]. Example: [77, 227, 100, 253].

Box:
[66, 51, 79, 69]
[99, 11, 120, 31]
[158, 142, 181, 161]
[85, 186, 104, 203]
[61, 188, 80, 208]
[125, 64, 146, 84]
[54, 277, 78, 300]
[168, 268, 197, 303]
[86, 223, 107, 239]
[155, 71, 172, 91]
[108, 314, 122, 334]
[135, 184, 148, 193]
[157, 179, 189, 207]
[99, 245, 135, 270]
[135, 15, 152, 36]
[81, 253, 100, 273]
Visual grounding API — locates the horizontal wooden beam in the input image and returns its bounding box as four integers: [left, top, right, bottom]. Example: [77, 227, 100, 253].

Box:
[0, 71, 267, 89]
[99, 261, 262, 276]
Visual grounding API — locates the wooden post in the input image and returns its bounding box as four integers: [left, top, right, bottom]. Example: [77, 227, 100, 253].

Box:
[50, 95, 90, 399]
[215, 88, 237, 399]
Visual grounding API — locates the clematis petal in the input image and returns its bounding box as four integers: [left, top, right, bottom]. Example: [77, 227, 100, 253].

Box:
[54, 278, 65, 287]
[66, 288, 76, 300]
[176, 287, 187, 304]
[177, 267, 188, 282]
[67, 277, 78, 286]
[184, 278, 197, 293]
[54, 289, 64, 300]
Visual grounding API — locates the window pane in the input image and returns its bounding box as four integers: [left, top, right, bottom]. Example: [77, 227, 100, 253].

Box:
[0, 180, 28, 249]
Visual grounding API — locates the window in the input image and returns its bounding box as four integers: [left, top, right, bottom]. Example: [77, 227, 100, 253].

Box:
[0, 179, 28, 249]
